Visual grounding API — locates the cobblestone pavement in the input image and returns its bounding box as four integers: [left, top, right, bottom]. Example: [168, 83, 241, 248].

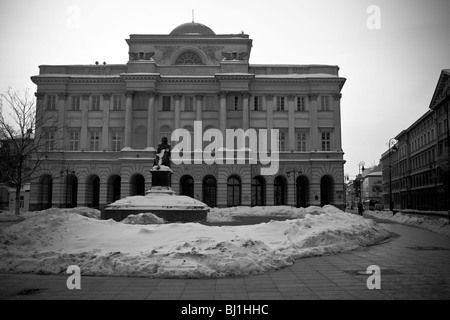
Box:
[1, 217, 449, 300]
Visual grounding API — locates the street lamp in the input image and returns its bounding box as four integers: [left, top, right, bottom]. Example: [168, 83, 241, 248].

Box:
[287, 169, 302, 208]
[357, 161, 365, 207]
[388, 138, 398, 212]
[60, 168, 75, 208]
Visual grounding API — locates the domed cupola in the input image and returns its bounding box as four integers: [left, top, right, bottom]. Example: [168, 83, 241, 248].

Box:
[170, 22, 215, 35]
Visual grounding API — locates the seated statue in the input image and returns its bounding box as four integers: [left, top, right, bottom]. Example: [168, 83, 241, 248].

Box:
[153, 137, 171, 169]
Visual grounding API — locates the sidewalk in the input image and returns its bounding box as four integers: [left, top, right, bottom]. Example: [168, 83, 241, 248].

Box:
[1, 219, 450, 300]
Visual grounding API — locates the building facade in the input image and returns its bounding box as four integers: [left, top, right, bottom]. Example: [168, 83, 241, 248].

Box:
[380, 69, 450, 211]
[29, 22, 346, 211]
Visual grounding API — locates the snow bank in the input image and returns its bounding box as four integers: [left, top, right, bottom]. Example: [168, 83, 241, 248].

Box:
[207, 205, 338, 223]
[365, 210, 450, 237]
[0, 206, 391, 278]
[0, 211, 25, 222]
[121, 213, 165, 225]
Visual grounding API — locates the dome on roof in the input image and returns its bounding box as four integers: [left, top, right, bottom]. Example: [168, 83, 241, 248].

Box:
[170, 22, 215, 35]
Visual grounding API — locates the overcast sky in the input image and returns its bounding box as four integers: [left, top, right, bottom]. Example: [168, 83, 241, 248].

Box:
[1, 0, 449, 179]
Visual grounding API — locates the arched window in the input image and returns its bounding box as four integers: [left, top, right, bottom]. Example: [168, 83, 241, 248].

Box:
[86, 175, 100, 208]
[130, 174, 145, 196]
[203, 176, 217, 207]
[251, 176, 265, 206]
[296, 175, 309, 208]
[38, 174, 53, 210]
[107, 175, 121, 203]
[180, 175, 194, 198]
[274, 176, 286, 206]
[227, 175, 241, 207]
[159, 125, 172, 141]
[175, 51, 203, 65]
[320, 175, 334, 206]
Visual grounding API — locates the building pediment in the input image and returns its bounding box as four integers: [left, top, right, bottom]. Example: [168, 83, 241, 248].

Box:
[429, 69, 450, 109]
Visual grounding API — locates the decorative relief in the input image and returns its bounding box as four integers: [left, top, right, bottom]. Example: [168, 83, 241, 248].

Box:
[58, 93, 68, 100]
[155, 46, 181, 63]
[82, 93, 91, 101]
[221, 51, 248, 61]
[309, 93, 319, 101]
[128, 52, 155, 61]
[199, 46, 224, 62]
[287, 94, 295, 101]
[34, 92, 45, 100]
[332, 93, 342, 101]
[102, 93, 112, 100]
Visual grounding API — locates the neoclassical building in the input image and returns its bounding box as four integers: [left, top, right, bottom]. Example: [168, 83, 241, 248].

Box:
[30, 22, 346, 211]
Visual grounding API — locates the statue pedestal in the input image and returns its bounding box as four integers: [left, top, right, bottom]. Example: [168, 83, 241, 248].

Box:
[103, 165, 209, 222]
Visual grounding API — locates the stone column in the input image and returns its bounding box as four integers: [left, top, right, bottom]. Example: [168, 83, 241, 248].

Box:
[102, 93, 111, 151]
[333, 93, 342, 152]
[124, 91, 133, 148]
[80, 93, 90, 150]
[219, 91, 227, 135]
[288, 95, 295, 151]
[146, 91, 155, 149]
[195, 93, 203, 121]
[242, 91, 250, 130]
[57, 93, 68, 151]
[309, 93, 319, 151]
[174, 93, 181, 130]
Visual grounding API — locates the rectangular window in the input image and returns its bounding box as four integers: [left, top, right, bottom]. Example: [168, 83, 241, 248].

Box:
[20, 196, 24, 208]
[71, 96, 80, 111]
[90, 131, 100, 151]
[47, 95, 56, 110]
[297, 132, 307, 152]
[276, 96, 285, 111]
[162, 96, 171, 111]
[321, 132, 331, 151]
[297, 96, 306, 111]
[321, 96, 330, 111]
[92, 95, 100, 111]
[205, 96, 215, 111]
[279, 131, 286, 151]
[46, 130, 55, 151]
[113, 95, 122, 110]
[68, 131, 79, 151]
[254, 96, 262, 111]
[184, 96, 194, 111]
[229, 96, 240, 110]
[133, 94, 146, 110]
[112, 131, 122, 151]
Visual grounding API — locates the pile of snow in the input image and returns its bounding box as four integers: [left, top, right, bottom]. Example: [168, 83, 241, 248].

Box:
[0, 211, 25, 222]
[0, 206, 391, 278]
[364, 210, 450, 237]
[207, 205, 336, 223]
[121, 213, 165, 225]
[108, 195, 208, 210]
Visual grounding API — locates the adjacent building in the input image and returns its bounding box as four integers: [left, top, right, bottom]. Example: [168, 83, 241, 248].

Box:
[381, 69, 450, 211]
[29, 22, 346, 211]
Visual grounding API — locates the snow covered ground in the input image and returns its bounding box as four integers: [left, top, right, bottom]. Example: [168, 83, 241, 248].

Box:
[364, 210, 450, 237]
[0, 206, 391, 278]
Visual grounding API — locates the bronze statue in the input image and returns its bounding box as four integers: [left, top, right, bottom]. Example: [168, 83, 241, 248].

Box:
[153, 136, 171, 169]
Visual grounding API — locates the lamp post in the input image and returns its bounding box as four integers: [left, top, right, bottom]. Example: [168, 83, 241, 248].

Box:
[287, 169, 302, 208]
[60, 168, 75, 208]
[388, 138, 398, 212]
[357, 161, 365, 207]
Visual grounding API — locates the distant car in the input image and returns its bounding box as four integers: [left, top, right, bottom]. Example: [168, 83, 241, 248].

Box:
[363, 199, 381, 211]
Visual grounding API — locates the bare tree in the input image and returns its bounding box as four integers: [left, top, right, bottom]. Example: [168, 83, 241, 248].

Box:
[0, 88, 57, 214]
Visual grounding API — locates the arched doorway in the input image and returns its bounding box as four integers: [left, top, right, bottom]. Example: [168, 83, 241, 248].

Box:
[107, 175, 121, 203]
[130, 174, 145, 196]
[38, 174, 53, 210]
[296, 175, 309, 208]
[320, 175, 334, 206]
[180, 175, 194, 198]
[203, 175, 217, 207]
[274, 176, 287, 205]
[227, 175, 241, 207]
[86, 175, 100, 208]
[251, 176, 265, 206]
[65, 174, 78, 208]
